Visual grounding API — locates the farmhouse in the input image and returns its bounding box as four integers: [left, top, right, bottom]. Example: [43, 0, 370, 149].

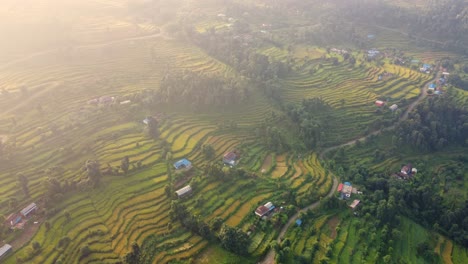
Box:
[175, 185, 192, 198]
[338, 182, 353, 199]
[375, 100, 385, 107]
[397, 164, 417, 179]
[20, 202, 37, 218]
[349, 199, 360, 210]
[389, 104, 398, 111]
[173, 159, 192, 170]
[223, 151, 238, 166]
[255, 202, 275, 217]
[0, 244, 12, 260]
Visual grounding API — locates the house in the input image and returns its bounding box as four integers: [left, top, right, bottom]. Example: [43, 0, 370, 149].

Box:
[255, 202, 275, 217]
[428, 83, 436, 90]
[375, 100, 385, 107]
[223, 151, 238, 166]
[349, 199, 360, 210]
[20, 202, 37, 218]
[442, 72, 450, 76]
[120, 100, 131, 105]
[295, 219, 302, 227]
[389, 104, 398, 111]
[143, 117, 151, 125]
[173, 159, 192, 170]
[400, 164, 412, 175]
[367, 49, 380, 58]
[0, 244, 12, 260]
[175, 185, 192, 198]
[340, 182, 353, 199]
[5, 213, 22, 227]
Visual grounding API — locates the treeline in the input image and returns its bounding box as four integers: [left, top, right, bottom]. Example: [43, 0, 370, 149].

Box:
[286, 98, 332, 148]
[394, 89, 468, 151]
[186, 27, 292, 101]
[157, 71, 250, 107]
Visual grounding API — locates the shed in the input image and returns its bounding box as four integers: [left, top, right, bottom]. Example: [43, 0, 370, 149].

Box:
[20, 202, 37, 217]
[389, 104, 398, 111]
[0, 244, 12, 260]
[173, 159, 192, 170]
[349, 199, 360, 209]
[429, 83, 436, 89]
[375, 100, 385, 107]
[175, 185, 192, 198]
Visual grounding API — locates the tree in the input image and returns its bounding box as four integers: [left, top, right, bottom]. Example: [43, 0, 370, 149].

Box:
[218, 224, 250, 255]
[17, 173, 29, 197]
[32, 241, 41, 251]
[146, 116, 160, 139]
[202, 145, 215, 159]
[121, 156, 130, 174]
[85, 160, 101, 184]
[123, 242, 141, 264]
[80, 245, 91, 259]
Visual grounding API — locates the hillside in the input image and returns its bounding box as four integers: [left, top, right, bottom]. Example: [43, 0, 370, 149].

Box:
[0, 0, 467, 264]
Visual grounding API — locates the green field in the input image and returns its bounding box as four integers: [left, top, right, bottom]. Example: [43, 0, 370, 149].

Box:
[0, 0, 466, 263]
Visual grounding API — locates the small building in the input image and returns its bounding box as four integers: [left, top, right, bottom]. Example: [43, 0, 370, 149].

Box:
[397, 163, 417, 179]
[223, 151, 238, 166]
[175, 185, 192, 198]
[143, 117, 151, 125]
[367, 34, 375, 39]
[5, 213, 22, 226]
[442, 72, 450, 76]
[389, 104, 398, 111]
[341, 182, 353, 199]
[428, 83, 436, 90]
[295, 219, 302, 227]
[367, 49, 380, 58]
[349, 199, 360, 210]
[255, 202, 275, 217]
[0, 244, 12, 260]
[337, 183, 344, 192]
[20, 203, 37, 218]
[173, 159, 192, 170]
[120, 100, 131, 105]
[375, 100, 385, 107]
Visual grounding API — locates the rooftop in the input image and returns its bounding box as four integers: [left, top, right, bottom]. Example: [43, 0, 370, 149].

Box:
[0, 244, 12, 257]
[175, 185, 192, 197]
[349, 199, 360, 209]
[173, 159, 192, 169]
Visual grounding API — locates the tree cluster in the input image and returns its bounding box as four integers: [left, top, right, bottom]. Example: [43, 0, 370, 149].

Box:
[157, 71, 250, 108]
[394, 90, 468, 151]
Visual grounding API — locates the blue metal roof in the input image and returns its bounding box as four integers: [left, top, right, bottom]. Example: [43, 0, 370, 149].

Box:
[423, 64, 431, 68]
[296, 219, 302, 226]
[344, 182, 352, 186]
[173, 159, 191, 169]
[429, 83, 436, 88]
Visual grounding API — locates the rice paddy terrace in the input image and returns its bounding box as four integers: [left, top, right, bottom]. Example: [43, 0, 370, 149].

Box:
[0, 0, 466, 263]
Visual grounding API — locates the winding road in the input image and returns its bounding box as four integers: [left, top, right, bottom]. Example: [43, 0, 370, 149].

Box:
[260, 66, 440, 264]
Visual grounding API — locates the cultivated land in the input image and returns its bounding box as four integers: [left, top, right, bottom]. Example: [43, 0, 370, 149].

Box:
[0, 0, 467, 263]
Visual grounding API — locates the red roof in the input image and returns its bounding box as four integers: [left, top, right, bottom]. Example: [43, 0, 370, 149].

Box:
[337, 183, 344, 192]
[223, 152, 237, 161]
[255, 206, 269, 217]
[375, 100, 385, 107]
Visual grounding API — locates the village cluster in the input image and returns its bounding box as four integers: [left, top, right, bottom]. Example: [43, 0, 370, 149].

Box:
[1, 203, 38, 260]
